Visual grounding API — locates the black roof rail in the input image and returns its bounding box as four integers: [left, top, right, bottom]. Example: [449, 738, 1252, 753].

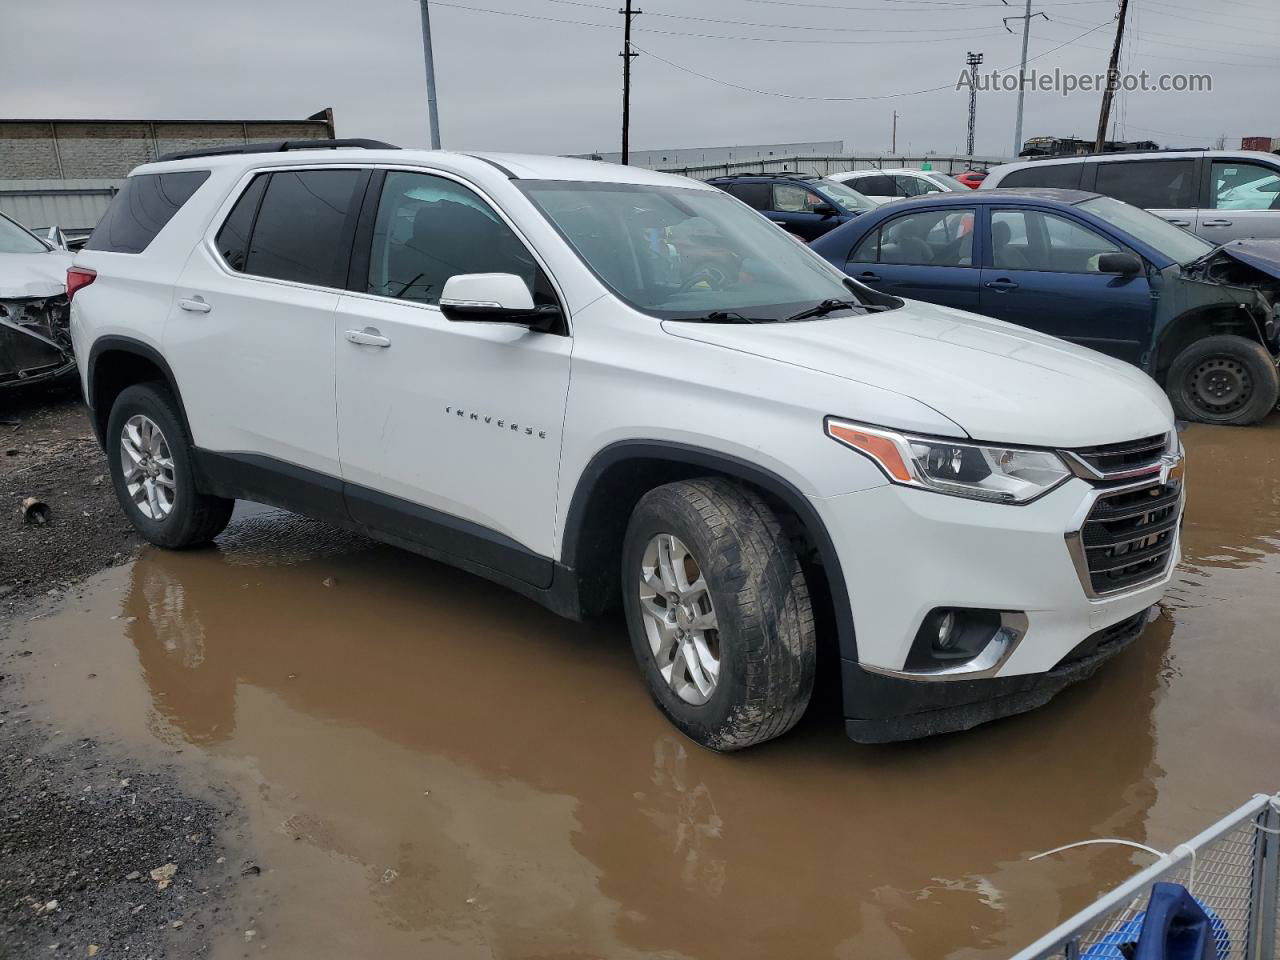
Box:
[1023, 147, 1208, 162]
[707, 171, 819, 180]
[156, 138, 401, 163]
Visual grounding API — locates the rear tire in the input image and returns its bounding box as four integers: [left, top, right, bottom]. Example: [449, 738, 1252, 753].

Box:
[1166, 335, 1279, 426]
[621, 478, 816, 751]
[106, 382, 234, 548]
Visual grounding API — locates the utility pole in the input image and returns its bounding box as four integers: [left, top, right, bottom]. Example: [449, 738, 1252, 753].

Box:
[619, 0, 641, 164]
[1004, 0, 1048, 159]
[966, 51, 984, 156]
[1094, 0, 1130, 152]
[418, 0, 442, 149]
[891, 110, 898, 154]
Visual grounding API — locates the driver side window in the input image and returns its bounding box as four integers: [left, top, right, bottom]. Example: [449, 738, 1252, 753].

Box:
[366, 171, 552, 306]
[773, 183, 821, 213]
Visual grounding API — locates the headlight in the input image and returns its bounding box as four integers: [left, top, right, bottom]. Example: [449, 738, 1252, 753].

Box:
[826, 419, 1072, 504]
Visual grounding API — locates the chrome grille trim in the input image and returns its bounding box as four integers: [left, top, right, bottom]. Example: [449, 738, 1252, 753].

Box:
[1063, 432, 1172, 482]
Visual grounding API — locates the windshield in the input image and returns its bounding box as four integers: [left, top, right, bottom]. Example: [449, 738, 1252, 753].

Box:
[0, 213, 50, 254]
[1077, 195, 1213, 265]
[815, 179, 878, 212]
[929, 173, 969, 192]
[518, 180, 874, 320]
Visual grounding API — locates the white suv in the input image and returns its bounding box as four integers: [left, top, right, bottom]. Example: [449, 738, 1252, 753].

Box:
[69, 141, 1185, 751]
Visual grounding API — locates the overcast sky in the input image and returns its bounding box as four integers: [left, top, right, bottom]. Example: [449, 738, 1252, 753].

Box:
[2, 0, 1274, 160]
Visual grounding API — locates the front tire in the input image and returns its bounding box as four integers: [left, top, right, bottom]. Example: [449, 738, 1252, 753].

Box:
[621, 478, 816, 751]
[1166, 335, 1279, 425]
[106, 382, 234, 548]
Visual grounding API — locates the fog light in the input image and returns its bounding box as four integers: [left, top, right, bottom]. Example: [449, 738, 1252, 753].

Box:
[936, 610, 957, 649]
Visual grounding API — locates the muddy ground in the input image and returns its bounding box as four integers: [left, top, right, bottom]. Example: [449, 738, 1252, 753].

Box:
[2, 386, 1279, 959]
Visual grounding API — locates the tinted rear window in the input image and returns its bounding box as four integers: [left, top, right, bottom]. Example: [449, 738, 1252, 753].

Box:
[85, 171, 210, 254]
[242, 169, 364, 287]
[1094, 159, 1196, 208]
[998, 162, 1084, 189]
[721, 182, 771, 210]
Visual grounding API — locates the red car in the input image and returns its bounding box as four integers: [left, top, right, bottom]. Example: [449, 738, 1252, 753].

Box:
[954, 170, 987, 190]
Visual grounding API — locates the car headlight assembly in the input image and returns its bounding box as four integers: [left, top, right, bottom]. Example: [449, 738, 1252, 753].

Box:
[826, 419, 1072, 504]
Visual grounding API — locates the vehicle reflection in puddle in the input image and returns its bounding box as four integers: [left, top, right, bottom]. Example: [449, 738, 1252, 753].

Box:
[14, 420, 1280, 959]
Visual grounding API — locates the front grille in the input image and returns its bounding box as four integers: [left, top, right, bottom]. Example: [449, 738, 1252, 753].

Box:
[1069, 433, 1169, 479]
[1078, 479, 1181, 595]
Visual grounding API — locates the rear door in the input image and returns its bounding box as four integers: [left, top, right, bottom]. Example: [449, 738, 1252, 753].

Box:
[1091, 157, 1199, 232]
[334, 168, 571, 573]
[1200, 157, 1280, 241]
[843, 206, 981, 309]
[978, 206, 1154, 365]
[165, 166, 367, 483]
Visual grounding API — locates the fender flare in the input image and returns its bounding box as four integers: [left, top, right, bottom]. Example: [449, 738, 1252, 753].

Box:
[85, 336, 192, 447]
[560, 439, 858, 662]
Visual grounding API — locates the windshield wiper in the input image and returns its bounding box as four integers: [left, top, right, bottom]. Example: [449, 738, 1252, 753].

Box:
[781, 299, 864, 323]
[677, 311, 774, 324]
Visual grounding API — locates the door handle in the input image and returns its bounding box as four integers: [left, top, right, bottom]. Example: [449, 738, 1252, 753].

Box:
[1163, 218, 1191, 227]
[984, 279, 1019, 292]
[344, 328, 391, 348]
[856, 271, 881, 283]
[1201, 218, 1233, 227]
[177, 297, 211, 314]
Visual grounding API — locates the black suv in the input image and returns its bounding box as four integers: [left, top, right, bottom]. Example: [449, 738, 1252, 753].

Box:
[706, 173, 878, 242]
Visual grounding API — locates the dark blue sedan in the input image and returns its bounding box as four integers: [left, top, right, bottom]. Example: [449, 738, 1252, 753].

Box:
[809, 190, 1280, 423]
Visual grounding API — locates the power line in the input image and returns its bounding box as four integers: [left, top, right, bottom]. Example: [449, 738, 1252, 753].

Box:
[629, 17, 1113, 102]
[429, 1, 1008, 43]
[543, 0, 1000, 29]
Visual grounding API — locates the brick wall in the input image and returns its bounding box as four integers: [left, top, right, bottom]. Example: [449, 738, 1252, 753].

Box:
[0, 117, 333, 179]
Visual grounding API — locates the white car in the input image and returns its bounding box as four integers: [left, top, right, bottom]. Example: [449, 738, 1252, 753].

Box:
[69, 143, 1184, 750]
[1, 211, 74, 389]
[828, 167, 969, 204]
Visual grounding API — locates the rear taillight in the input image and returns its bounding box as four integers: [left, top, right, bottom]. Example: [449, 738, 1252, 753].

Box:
[66, 266, 96, 303]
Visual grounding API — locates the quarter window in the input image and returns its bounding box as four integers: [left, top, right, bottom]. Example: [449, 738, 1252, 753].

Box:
[1211, 161, 1280, 211]
[365, 171, 551, 307]
[241, 169, 364, 287]
[1093, 159, 1195, 209]
[215, 174, 268, 272]
[85, 171, 210, 254]
[991, 210, 1121, 272]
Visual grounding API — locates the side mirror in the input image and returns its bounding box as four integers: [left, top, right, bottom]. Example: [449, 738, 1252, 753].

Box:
[1097, 252, 1142, 275]
[812, 203, 838, 217]
[439, 273, 558, 330]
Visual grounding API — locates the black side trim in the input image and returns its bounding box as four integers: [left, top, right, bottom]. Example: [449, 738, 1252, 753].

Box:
[189, 449, 570, 609]
[463, 154, 520, 179]
[561, 440, 858, 661]
[156, 139, 400, 163]
[85, 336, 192, 448]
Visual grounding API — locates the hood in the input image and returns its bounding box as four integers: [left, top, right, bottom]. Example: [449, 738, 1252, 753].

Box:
[1194, 238, 1280, 282]
[0, 250, 73, 299]
[663, 300, 1174, 448]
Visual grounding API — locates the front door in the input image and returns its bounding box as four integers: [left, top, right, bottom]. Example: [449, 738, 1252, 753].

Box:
[979, 207, 1155, 365]
[770, 182, 838, 241]
[1199, 158, 1280, 242]
[334, 169, 571, 580]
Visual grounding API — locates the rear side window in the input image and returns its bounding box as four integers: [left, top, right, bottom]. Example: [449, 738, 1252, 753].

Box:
[1094, 159, 1195, 209]
[998, 162, 1084, 190]
[85, 171, 210, 254]
[854, 174, 897, 196]
[215, 174, 268, 272]
[221, 169, 364, 287]
[723, 182, 771, 210]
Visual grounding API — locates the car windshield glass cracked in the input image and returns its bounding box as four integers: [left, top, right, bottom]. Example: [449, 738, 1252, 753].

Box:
[519, 180, 867, 321]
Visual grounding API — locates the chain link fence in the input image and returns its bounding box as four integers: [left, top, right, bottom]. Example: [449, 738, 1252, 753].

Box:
[1012, 794, 1280, 960]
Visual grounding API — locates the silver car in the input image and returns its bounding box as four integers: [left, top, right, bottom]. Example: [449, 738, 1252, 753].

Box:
[982, 150, 1280, 244]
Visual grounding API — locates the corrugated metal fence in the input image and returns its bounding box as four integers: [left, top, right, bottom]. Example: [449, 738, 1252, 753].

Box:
[0, 178, 122, 233]
[656, 154, 1004, 179]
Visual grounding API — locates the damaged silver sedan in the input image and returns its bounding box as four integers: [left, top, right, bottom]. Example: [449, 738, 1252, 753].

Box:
[1, 211, 74, 390]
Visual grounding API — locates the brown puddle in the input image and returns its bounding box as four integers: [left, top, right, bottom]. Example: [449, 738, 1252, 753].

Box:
[11, 419, 1280, 959]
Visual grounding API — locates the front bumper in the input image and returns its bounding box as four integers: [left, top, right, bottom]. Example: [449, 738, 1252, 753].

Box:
[811, 473, 1179, 741]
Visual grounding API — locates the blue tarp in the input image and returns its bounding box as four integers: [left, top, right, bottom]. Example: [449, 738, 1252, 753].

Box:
[1082, 883, 1229, 960]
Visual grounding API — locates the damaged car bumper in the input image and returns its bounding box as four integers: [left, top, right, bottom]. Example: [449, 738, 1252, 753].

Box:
[0, 294, 75, 389]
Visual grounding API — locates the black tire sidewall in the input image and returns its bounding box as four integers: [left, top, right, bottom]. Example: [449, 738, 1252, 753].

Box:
[106, 383, 207, 547]
[1167, 335, 1280, 426]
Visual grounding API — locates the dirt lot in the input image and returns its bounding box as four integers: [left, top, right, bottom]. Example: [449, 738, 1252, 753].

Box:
[2, 388, 1279, 958]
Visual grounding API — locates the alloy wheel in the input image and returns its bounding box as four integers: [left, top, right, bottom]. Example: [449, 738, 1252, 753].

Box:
[120, 414, 177, 521]
[638, 533, 721, 706]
